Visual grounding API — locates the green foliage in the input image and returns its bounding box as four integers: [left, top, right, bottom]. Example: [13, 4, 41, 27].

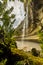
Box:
[38, 31, 43, 52]
[0, 59, 7, 65]
[11, 48, 43, 65]
[0, 1, 17, 64]
[16, 61, 25, 65]
[38, 32, 43, 43]
[20, 0, 24, 2]
[0, 0, 16, 47]
[20, 0, 31, 4]
[31, 48, 40, 57]
[0, 0, 7, 16]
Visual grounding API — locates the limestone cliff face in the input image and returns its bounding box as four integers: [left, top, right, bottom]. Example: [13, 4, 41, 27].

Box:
[15, 0, 43, 37]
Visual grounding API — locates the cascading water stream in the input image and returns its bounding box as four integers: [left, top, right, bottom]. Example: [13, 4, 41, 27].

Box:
[21, 1, 29, 50]
[21, 22, 25, 49]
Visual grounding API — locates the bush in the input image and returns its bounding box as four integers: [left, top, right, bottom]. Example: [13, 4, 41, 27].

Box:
[16, 61, 25, 65]
[31, 48, 40, 57]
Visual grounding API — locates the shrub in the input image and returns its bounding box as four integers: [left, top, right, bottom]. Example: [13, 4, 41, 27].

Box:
[16, 61, 24, 65]
[31, 48, 40, 57]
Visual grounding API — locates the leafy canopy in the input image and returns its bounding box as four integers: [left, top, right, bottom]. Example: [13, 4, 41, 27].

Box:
[0, 0, 16, 48]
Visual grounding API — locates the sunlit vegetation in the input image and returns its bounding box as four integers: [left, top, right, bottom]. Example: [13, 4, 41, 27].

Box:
[38, 31, 43, 52]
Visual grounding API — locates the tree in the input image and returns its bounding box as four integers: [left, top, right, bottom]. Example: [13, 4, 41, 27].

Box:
[0, 0, 17, 48]
[0, 0, 19, 64]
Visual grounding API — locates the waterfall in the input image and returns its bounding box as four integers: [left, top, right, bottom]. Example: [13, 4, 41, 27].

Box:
[21, 1, 29, 50]
[21, 22, 25, 49]
[25, 3, 28, 30]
